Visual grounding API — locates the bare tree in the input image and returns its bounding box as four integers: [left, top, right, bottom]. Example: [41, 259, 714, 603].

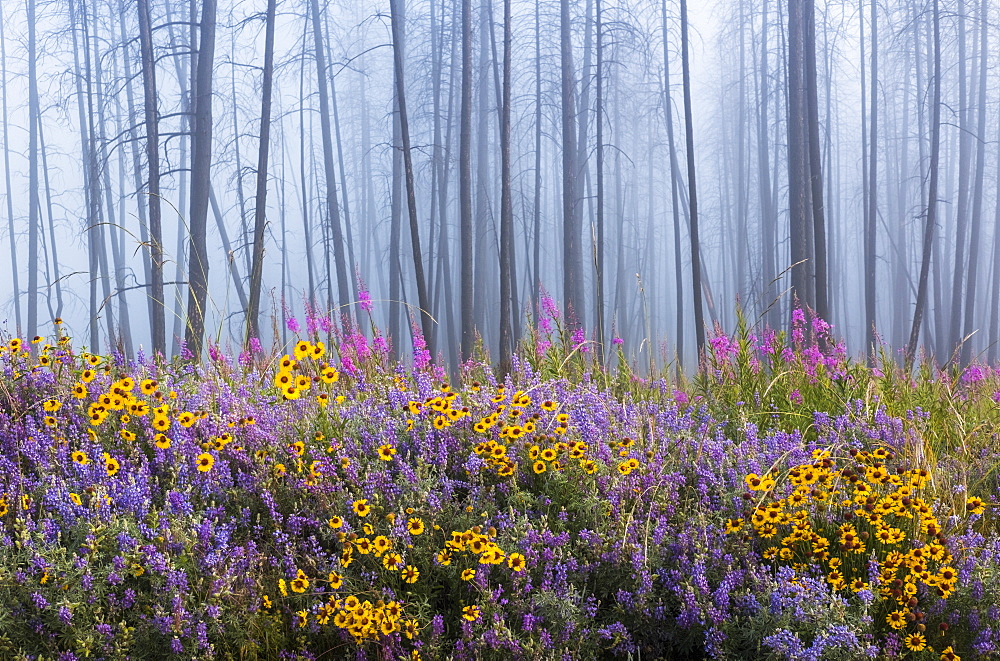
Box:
[460, 0, 474, 359]
[246, 0, 277, 344]
[138, 0, 166, 356]
[308, 0, 351, 329]
[26, 0, 39, 341]
[680, 0, 705, 354]
[185, 0, 218, 358]
[498, 0, 513, 373]
[389, 0, 434, 355]
[907, 0, 940, 365]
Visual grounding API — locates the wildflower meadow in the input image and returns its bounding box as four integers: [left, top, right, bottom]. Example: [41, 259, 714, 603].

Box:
[2, 301, 999, 660]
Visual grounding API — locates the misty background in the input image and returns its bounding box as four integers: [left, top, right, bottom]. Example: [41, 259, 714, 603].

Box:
[0, 0, 991, 370]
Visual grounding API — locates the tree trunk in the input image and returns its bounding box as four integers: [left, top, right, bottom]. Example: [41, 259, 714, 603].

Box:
[865, 0, 877, 352]
[185, 0, 217, 358]
[246, 0, 277, 344]
[961, 0, 988, 366]
[498, 0, 513, 374]
[460, 0, 474, 359]
[390, 0, 435, 357]
[26, 0, 39, 341]
[907, 0, 940, 364]
[0, 0, 19, 333]
[949, 0, 972, 355]
[137, 0, 166, 356]
[593, 0, 605, 362]
[308, 0, 351, 328]
[680, 0, 705, 355]
[786, 0, 812, 313]
[806, 0, 827, 322]
[532, 0, 541, 325]
[560, 0, 583, 325]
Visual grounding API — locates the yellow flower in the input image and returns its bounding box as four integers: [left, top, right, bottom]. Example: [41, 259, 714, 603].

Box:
[382, 552, 403, 571]
[904, 632, 927, 652]
[407, 518, 425, 535]
[43, 399, 61, 412]
[886, 610, 908, 630]
[402, 618, 420, 640]
[462, 605, 480, 621]
[940, 646, 961, 661]
[71, 450, 90, 465]
[196, 452, 214, 472]
[103, 453, 120, 476]
[294, 340, 312, 360]
[378, 444, 397, 461]
[295, 609, 308, 627]
[69, 492, 82, 506]
[278, 578, 288, 596]
[328, 571, 343, 589]
[328, 516, 344, 529]
[507, 553, 527, 572]
[967, 496, 986, 515]
[532, 460, 546, 474]
[373, 535, 392, 555]
[353, 499, 371, 517]
[290, 575, 309, 593]
[436, 550, 452, 566]
[461, 568, 476, 581]
[401, 565, 420, 583]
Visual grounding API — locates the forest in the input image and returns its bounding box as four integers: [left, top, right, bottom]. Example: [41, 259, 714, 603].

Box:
[0, 0, 996, 369]
[4, 1, 1000, 660]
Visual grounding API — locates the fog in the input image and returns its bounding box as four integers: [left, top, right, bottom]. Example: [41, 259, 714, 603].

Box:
[0, 0, 994, 369]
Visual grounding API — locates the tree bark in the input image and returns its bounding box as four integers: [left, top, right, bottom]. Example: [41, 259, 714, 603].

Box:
[308, 0, 351, 328]
[560, 0, 583, 326]
[246, 0, 277, 344]
[806, 0, 827, 322]
[26, 0, 39, 341]
[498, 0, 513, 374]
[389, 0, 435, 357]
[961, 0, 988, 365]
[680, 0, 705, 355]
[460, 0, 474, 359]
[185, 0, 217, 358]
[907, 0, 940, 365]
[138, 0, 166, 356]
[0, 0, 19, 333]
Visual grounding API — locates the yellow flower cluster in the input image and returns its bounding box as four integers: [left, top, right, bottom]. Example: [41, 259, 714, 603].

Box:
[325, 595, 416, 643]
[440, 526, 527, 571]
[527, 439, 592, 474]
[733, 447, 960, 652]
[407, 385, 472, 432]
[272, 341, 338, 402]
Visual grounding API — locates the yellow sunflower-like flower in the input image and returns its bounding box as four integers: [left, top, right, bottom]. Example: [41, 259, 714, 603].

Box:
[103, 453, 120, 477]
[904, 632, 927, 652]
[196, 452, 214, 472]
[401, 565, 420, 583]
